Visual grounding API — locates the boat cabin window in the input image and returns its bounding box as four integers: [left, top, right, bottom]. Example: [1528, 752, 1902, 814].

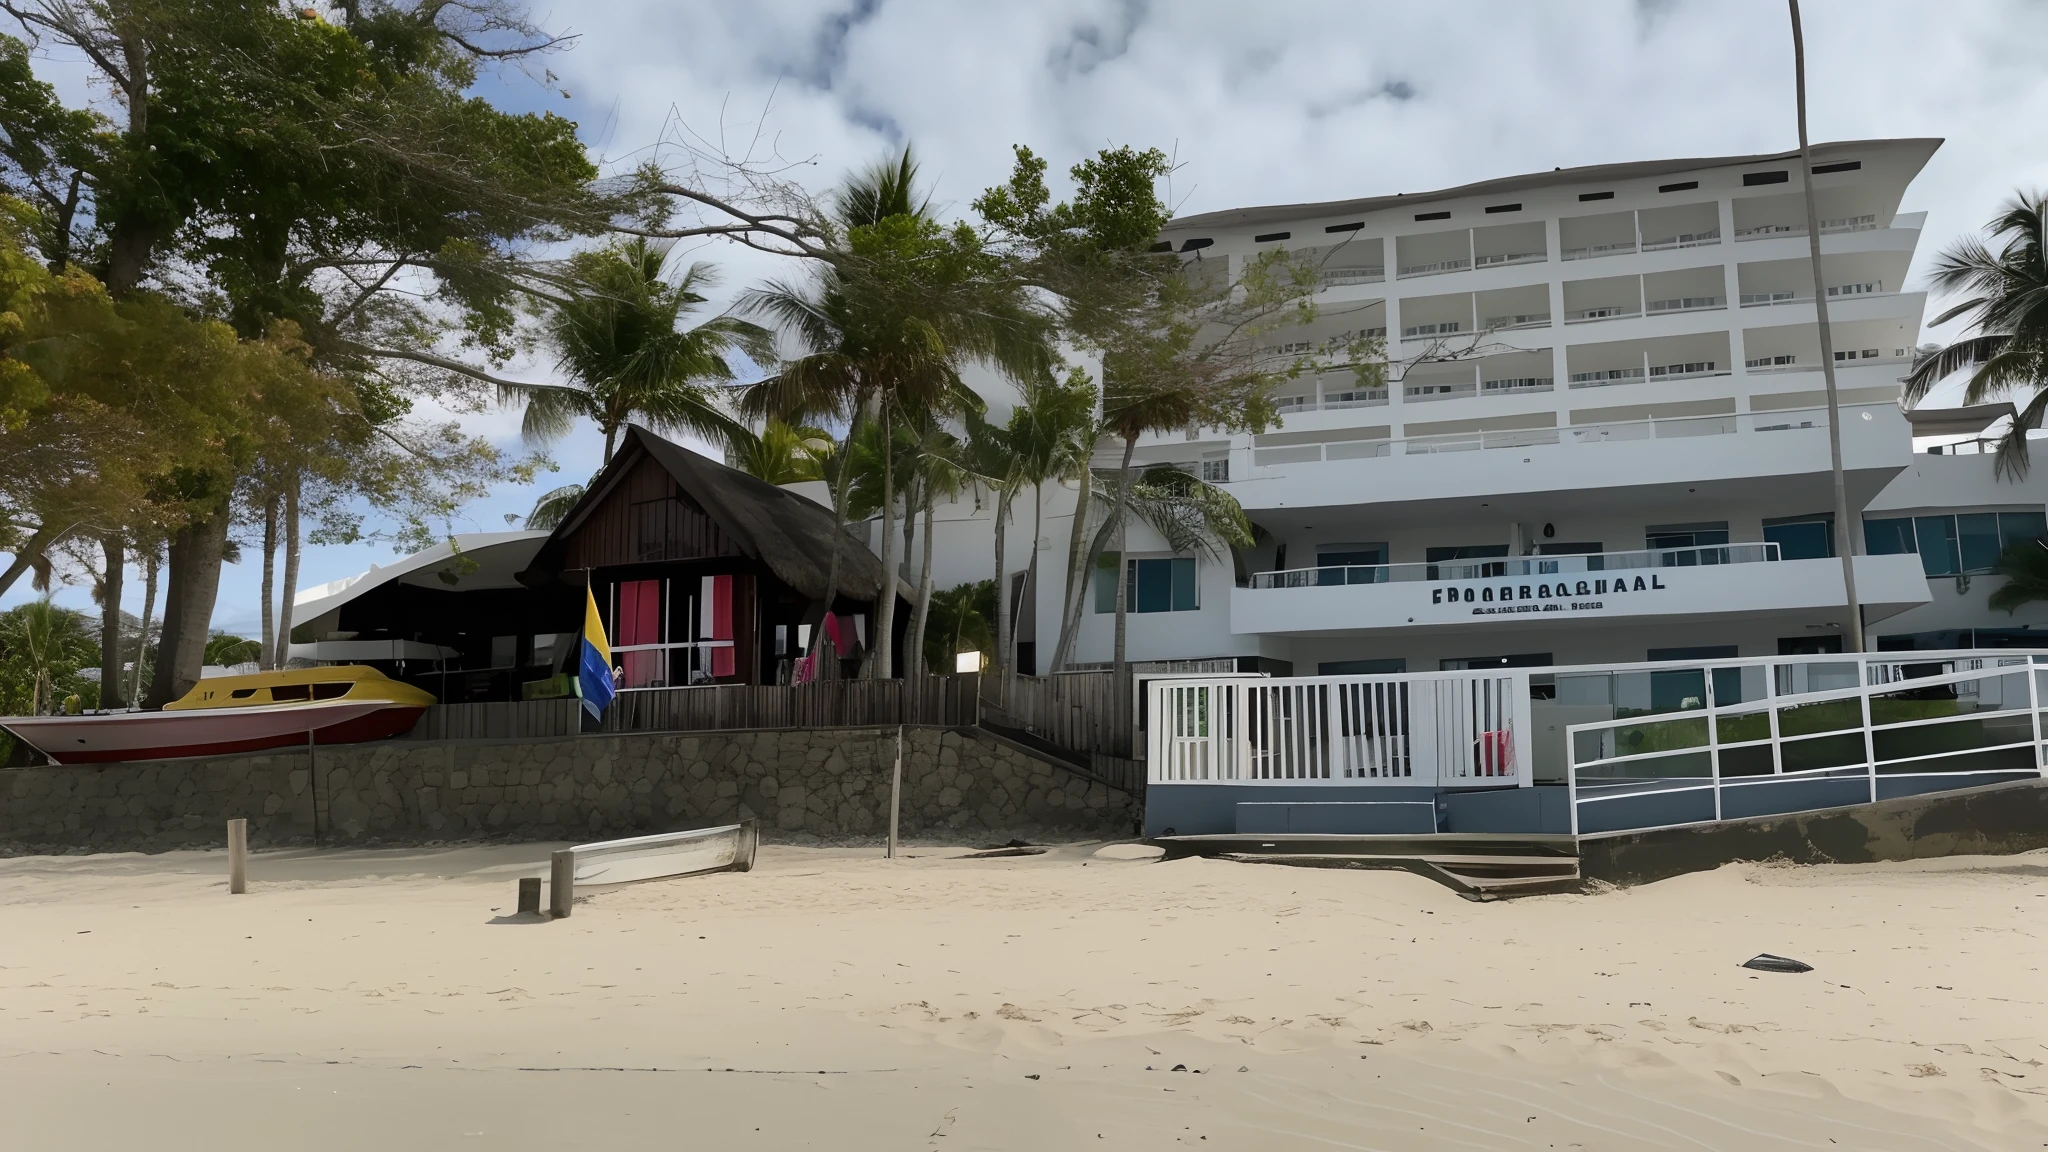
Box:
[270, 684, 311, 702]
[312, 682, 350, 700]
[230, 688, 259, 699]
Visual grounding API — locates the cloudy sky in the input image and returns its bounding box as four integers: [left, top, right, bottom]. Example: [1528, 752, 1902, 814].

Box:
[11, 0, 2048, 640]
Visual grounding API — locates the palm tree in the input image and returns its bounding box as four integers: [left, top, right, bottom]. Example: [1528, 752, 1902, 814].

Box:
[733, 419, 833, 486]
[513, 238, 773, 463]
[518, 483, 588, 532]
[743, 146, 1050, 679]
[925, 580, 996, 673]
[1904, 192, 2048, 476]
[898, 410, 992, 680]
[0, 599, 95, 715]
[1000, 368, 1096, 689]
[1989, 538, 2048, 614]
[1788, 0, 1863, 653]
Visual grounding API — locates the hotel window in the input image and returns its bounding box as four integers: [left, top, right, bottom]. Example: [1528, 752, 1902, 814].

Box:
[1645, 522, 1728, 565]
[1762, 513, 1835, 561]
[1425, 544, 1508, 579]
[1316, 544, 1388, 585]
[1093, 555, 1198, 613]
[1863, 511, 2048, 576]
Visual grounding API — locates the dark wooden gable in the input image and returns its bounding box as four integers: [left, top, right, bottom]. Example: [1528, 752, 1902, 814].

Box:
[560, 450, 746, 569]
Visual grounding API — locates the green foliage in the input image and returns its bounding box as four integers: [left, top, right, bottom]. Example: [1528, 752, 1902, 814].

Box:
[0, 598, 96, 715]
[925, 580, 996, 670]
[733, 420, 832, 486]
[1989, 538, 2048, 613]
[203, 632, 261, 667]
[1904, 191, 2048, 478]
[525, 238, 769, 460]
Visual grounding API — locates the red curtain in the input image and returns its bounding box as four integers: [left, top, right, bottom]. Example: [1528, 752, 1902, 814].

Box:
[616, 579, 661, 687]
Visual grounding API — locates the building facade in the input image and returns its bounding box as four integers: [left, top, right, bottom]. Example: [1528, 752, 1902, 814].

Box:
[895, 138, 2048, 674]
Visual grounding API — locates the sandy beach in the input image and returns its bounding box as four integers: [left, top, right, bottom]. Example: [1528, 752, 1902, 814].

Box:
[2, 841, 2044, 1150]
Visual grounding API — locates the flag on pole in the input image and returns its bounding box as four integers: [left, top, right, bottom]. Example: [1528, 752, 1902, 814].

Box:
[576, 584, 616, 722]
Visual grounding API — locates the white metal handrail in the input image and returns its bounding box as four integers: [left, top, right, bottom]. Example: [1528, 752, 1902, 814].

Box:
[1566, 652, 2048, 835]
[1250, 542, 1779, 589]
[1150, 671, 1531, 789]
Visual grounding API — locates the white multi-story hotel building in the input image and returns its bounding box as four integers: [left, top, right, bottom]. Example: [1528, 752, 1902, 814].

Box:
[907, 138, 2048, 676]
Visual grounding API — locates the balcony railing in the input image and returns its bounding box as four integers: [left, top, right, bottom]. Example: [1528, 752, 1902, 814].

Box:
[1398, 257, 1472, 278]
[1641, 228, 1720, 251]
[1401, 321, 1465, 339]
[1565, 305, 1640, 323]
[1741, 282, 1884, 307]
[1734, 214, 1880, 241]
[1740, 290, 1799, 306]
[1244, 401, 1885, 469]
[1568, 366, 1646, 386]
[1481, 376, 1554, 395]
[1561, 240, 1638, 261]
[1483, 312, 1551, 329]
[1645, 295, 1725, 314]
[1320, 265, 1385, 286]
[1404, 380, 1477, 403]
[1249, 542, 1781, 588]
[1473, 250, 1546, 269]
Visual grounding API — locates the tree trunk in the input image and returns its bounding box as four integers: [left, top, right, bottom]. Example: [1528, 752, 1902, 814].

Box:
[907, 496, 937, 681]
[258, 494, 279, 669]
[1008, 481, 1042, 697]
[97, 534, 125, 710]
[1112, 511, 1131, 742]
[872, 395, 898, 680]
[131, 545, 158, 706]
[1049, 467, 1094, 672]
[991, 485, 1012, 689]
[275, 474, 302, 667]
[145, 503, 231, 709]
[603, 423, 618, 463]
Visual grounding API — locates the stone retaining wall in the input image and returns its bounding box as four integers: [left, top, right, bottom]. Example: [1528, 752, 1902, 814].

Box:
[0, 727, 1140, 855]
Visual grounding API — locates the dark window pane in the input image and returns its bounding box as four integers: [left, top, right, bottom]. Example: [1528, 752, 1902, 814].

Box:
[1913, 516, 1959, 575]
[1958, 513, 2002, 573]
[1864, 517, 1915, 555]
[1136, 558, 1172, 613]
[1170, 558, 1198, 611]
[1092, 552, 1121, 613]
[1999, 511, 2047, 551]
[1765, 521, 1833, 560]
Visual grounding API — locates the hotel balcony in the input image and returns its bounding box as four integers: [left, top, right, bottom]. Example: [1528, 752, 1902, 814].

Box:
[1229, 546, 1931, 637]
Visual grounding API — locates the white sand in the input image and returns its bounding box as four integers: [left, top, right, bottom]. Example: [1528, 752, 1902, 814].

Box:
[2, 841, 2044, 1150]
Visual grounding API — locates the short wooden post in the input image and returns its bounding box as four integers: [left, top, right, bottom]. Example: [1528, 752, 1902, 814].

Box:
[227, 818, 248, 894]
[517, 876, 542, 915]
[549, 849, 574, 918]
[886, 724, 904, 859]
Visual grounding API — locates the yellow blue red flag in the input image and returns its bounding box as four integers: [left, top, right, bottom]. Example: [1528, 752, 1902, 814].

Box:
[577, 585, 615, 720]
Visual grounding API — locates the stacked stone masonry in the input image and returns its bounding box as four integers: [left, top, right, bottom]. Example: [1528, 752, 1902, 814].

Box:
[0, 727, 1141, 855]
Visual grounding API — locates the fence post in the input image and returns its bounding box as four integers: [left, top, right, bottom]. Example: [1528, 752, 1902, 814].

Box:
[2031, 656, 2044, 776]
[1705, 665, 1722, 822]
[227, 818, 247, 894]
[1860, 669, 1878, 805]
[886, 724, 904, 859]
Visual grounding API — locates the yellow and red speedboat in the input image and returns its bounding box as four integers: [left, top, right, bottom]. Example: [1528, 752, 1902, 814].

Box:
[2, 666, 435, 764]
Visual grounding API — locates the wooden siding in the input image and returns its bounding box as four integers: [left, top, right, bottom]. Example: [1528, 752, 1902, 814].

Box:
[562, 451, 745, 570]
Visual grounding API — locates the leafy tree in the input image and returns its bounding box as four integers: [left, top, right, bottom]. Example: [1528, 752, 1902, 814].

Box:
[733, 418, 832, 486]
[1989, 538, 2048, 614]
[1905, 192, 2048, 478]
[0, 597, 94, 714]
[515, 237, 770, 462]
[924, 580, 995, 674]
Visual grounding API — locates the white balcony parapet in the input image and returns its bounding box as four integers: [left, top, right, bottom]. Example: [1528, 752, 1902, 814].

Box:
[1561, 240, 1638, 261]
[1483, 312, 1551, 329]
[1249, 542, 1780, 589]
[1474, 251, 1546, 269]
[1320, 265, 1385, 285]
[1640, 228, 1720, 251]
[1568, 366, 1646, 386]
[1398, 257, 1473, 278]
[1401, 321, 1465, 339]
[1645, 295, 1726, 314]
[1565, 305, 1640, 323]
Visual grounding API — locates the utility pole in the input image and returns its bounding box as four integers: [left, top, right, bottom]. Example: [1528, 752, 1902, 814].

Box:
[1790, 0, 1864, 652]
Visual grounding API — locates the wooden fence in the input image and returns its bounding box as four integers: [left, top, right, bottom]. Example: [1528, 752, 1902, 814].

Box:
[982, 672, 1134, 763]
[406, 676, 980, 742]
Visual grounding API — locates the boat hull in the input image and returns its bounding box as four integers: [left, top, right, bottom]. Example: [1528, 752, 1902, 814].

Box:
[2, 701, 427, 765]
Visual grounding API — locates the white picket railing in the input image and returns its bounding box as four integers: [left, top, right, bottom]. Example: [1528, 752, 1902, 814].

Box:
[1150, 672, 1532, 788]
[1567, 651, 2048, 836]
